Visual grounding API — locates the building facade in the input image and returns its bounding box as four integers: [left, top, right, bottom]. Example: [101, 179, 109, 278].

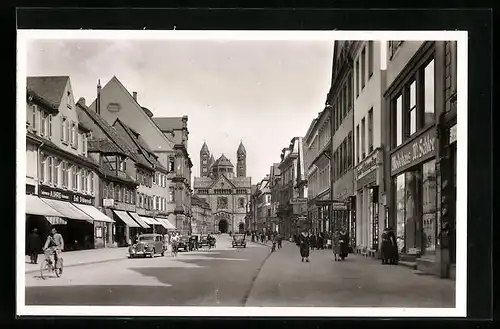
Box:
[25, 76, 108, 252]
[304, 107, 332, 234]
[193, 142, 251, 234]
[89, 77, 192, 230]
[328, 41, 356, 247]
[382, 40, 457, 278]
[268, 164, 281, 234]
[352, 40, 387, 256]
[276, 137, 308, 239]
[255, 176, 272, 233]
[191, 194, 213, 234]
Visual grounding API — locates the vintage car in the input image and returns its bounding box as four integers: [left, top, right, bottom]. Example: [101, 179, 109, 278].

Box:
[200, 235, 216, 247]
[189, 234, 201, 251]
[232, 234, 247, 248]
[128, 234, 165, 258]
[177, 235, 190, 252]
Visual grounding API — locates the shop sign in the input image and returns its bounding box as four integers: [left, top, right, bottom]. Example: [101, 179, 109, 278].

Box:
[391, 129, 436, 175]
[103, 199, 114, 207]
[39, 185, 94, 205]
[356, 151, 378, 180]
[449, 124, 457, 144]
[331, 202, 348, 210]
[290, 197, 308, 204]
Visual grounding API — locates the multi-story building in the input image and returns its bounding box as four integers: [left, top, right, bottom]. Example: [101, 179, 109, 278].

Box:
[328, 41, 356, 245]
[255, 176, 272, 233]
[193, 142, 251, 234]
[382, 40, 457, 278]
[247, 184, 258, 232]
[268, 163, 281, 233]
[25, 76, 111, 251]
[352, 40, 387, 256]
[304, 106, 332, 234]
[89, 76, 192, 230]
[191, 194, 213, 234]
[276, 137, 308, 239]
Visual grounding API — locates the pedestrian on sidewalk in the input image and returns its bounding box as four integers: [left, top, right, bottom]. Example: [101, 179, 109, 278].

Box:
[332, 230, 341, 261]
[299, 230, 311, 262]
[28, 228, 42, 264]
[277, 233, 282, 249]
[310, 232, 317, 251]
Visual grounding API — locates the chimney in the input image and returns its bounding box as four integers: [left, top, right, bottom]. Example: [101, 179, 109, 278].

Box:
[133, 92, 137, 101]
[96, 79, 101, 115]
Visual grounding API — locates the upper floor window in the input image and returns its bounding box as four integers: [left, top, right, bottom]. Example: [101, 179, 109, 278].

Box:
[40, 111, 52, 139]
[355, 59, 360, 97]
[67, 92, 72, 109]
[361, 47, 366, 89]
[361, 117, 366, 159]
[356, 124, 360, 164]
[169, 158, 175, 172]
[368, 41, 374, 78]
[368, 108, 374, 153]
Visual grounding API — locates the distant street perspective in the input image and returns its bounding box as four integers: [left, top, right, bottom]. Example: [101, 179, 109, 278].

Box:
[23, 37, 457, 309]
[25, 234, 454, 307]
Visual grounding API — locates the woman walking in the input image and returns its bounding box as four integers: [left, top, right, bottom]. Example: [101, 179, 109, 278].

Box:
[299, 230, 311, 262]
[332, 230, 342, 261]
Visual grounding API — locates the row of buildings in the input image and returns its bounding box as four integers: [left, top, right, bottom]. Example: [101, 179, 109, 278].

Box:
[24, 75, 214, 251]
[248, 40, 458, 279]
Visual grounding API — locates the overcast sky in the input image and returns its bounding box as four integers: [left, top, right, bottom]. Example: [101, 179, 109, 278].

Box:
[26, 38, 334, 184]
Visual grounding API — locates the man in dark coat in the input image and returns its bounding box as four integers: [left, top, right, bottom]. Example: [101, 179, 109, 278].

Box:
[387, 227, 399, 264]
[299, 231, 311, 262]
[28, 228, 42, 264]
[338, 228, 349, 260]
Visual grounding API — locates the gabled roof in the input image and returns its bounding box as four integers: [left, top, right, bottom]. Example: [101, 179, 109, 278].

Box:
[200, 141, 210, 154]
[27, 76, 69, 109]
[209, 174, 236, 189]
[193, 176, 213, 189]
[75, 100, 139, 163]
[87, 138, 124, 155]
[152, 117, 184, 132]
[114, 118, 166, 171]
[231, 177, 251, 188]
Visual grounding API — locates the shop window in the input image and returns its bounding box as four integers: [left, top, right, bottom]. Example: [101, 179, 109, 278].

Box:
[422, 160, 437, 254]
[395, 173, 406, 253]
[424, 60, 435, 126]
[395, 95, 403, 146]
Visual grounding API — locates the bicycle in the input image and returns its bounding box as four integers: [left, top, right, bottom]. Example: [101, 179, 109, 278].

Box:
[171, 242, 178, 257]
[40, 248, 63, 279]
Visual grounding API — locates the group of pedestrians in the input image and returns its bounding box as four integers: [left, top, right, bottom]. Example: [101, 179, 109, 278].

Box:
[294, 228, 349, 263]
[27, 227, 64, 269]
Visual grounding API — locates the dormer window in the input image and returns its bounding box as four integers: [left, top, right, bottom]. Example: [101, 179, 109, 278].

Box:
[67, 91, 72, 109]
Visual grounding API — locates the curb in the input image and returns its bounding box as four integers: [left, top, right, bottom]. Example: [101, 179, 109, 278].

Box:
[25, 257, 127, 274]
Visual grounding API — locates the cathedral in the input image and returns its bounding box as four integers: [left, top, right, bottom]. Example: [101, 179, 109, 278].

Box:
[193, 141, 251, 234]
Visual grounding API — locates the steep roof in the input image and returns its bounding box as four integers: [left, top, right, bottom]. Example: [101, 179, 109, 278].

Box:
[193, 176, 214, 189]
[237, 140, 246, 155]
[200, 141, 210, 154]
[213, 154, 234, 167]
[27, 76, 69, 109]
[152, 117, 184, 132]
[232, 177, 251, 188]
[75, 100, 139, 163]
[193, 175, 251, 189]
[114, 118, 166, 171]
[87, 138, 124, 155]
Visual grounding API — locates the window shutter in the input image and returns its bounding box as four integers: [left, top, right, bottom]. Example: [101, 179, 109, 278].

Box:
[48, 114, 52, 139]
[76, 132, 79, 149]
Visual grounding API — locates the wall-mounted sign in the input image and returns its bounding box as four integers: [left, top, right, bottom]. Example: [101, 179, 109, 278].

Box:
[331, 202, 348, 210]
[290, 197, 308, 204]
[391, 128, 436, 176]
[39, 185, 94, 205]
[449, 124, 457, 144]
[356, 151, 378, 180]
[103, 199, 115, 207]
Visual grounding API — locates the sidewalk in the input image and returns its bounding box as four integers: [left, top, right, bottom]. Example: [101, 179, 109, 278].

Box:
[245, 242, 455, 308]
[24, 247, 128, 274]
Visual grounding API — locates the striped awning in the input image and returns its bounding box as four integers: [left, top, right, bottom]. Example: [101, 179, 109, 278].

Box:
[127, 212, 151, 229]
[72, 203, 115, 223]
[45, 216, 67, 225]
[158, 217, 176, 230]
[137, 216, 156, 225]
[152, 217, 170, 230]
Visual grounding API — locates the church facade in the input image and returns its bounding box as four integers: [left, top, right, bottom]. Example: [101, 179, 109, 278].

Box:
[193, 141, 251, 234]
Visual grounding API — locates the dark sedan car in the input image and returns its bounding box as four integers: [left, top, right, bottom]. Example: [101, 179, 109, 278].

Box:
[177, 235, 190, 252]
[128, 234, 165, 258]
[232, 234, 247, 248]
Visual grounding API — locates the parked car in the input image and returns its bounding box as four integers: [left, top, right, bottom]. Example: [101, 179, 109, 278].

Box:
[200, 235, 216, 247]
[128, 234, 165, 258]
[189, 234, 201, 251]
[232, 234, 247, 248]
[177, 235, 190, 252]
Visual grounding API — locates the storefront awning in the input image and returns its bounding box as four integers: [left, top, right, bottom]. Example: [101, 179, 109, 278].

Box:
[40, 198, 94, 221]
[25, 194, 65, 217]
[113, 210, 141, 228]
[137, 215, 156, 225]
[127, 212, 151, 229]
[45, 216, 67, 225]
[159, 217, 176, 230]
[151, 217, 170, 230]
[72, 203, 115, 223]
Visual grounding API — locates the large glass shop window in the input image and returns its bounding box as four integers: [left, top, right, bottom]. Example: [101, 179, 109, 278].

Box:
[405, 170, 420, 254]
[395, 174, 406, 253]
[422, 160, 437, 254]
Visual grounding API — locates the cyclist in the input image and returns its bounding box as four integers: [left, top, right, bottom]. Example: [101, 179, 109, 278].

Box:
[43, 227, 64, 271]
[171, 232, 179, 257]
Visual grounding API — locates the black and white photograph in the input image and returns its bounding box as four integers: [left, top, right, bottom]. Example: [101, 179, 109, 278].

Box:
[16, 29, 468, 317]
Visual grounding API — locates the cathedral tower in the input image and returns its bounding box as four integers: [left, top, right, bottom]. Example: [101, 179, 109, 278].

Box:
[237, 140, 246, 177]
[200, 141, 210, 177]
